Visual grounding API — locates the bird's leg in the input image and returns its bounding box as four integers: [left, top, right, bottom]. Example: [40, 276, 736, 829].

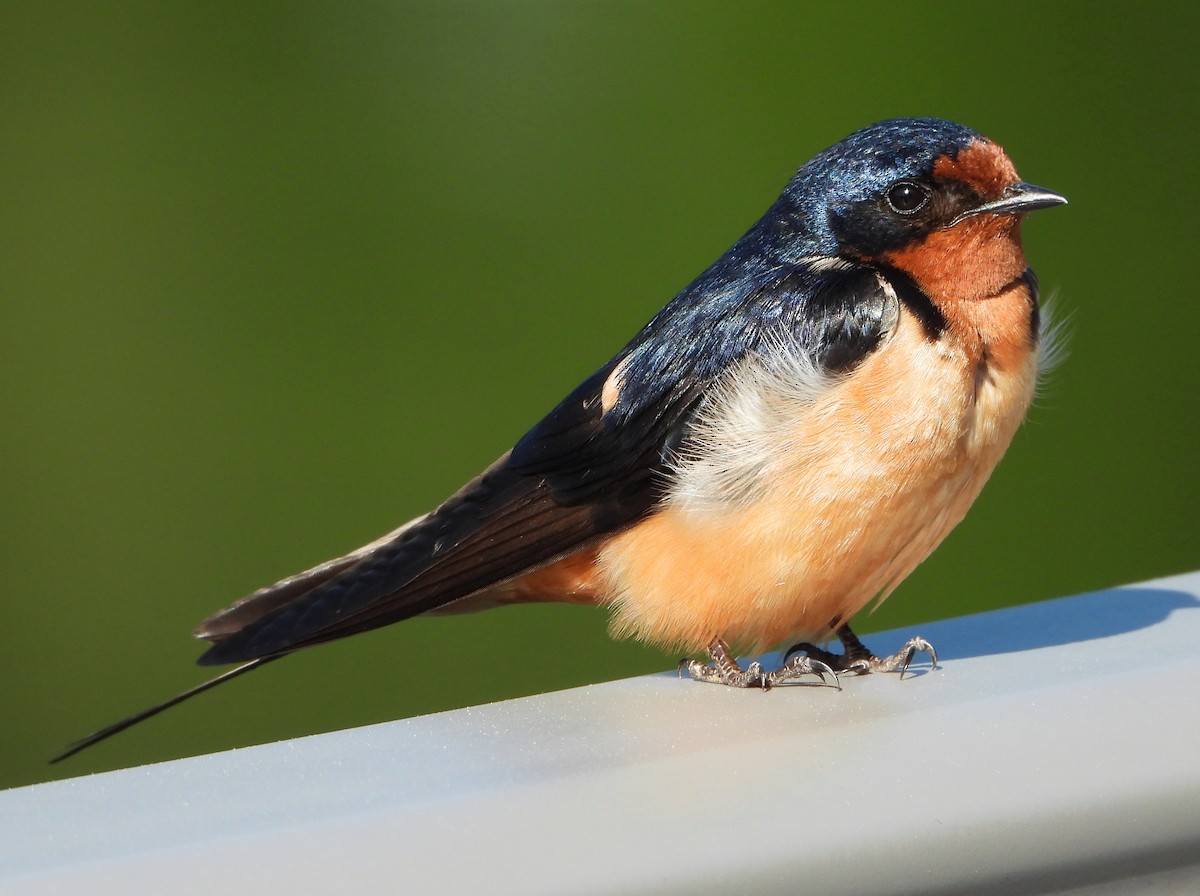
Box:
[681, 639, 839, 689]
[783, 623, 937, 677]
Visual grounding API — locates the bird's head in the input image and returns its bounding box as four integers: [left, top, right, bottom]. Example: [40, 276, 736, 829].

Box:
[777, 118, 1066, 302]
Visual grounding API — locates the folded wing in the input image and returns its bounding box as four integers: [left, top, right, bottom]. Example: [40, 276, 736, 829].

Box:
[194, 257, 899, 665]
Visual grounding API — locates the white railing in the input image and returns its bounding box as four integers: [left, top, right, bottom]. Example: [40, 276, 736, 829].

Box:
[3, 571, 1199, 895]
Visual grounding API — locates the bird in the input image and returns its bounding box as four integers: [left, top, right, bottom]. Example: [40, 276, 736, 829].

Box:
[55, 117, 1066, 761]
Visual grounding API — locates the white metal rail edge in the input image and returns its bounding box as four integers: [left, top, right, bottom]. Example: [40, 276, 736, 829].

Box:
[3, 571, 1199, 896]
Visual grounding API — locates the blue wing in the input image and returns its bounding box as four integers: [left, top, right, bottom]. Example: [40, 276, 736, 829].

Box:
[196, 256, 900, 663]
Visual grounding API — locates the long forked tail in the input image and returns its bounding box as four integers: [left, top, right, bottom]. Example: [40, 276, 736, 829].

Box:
[51, 656, 280, 764]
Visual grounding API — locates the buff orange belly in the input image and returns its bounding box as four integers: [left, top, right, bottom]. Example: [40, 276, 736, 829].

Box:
[597, 310, 1039, 653]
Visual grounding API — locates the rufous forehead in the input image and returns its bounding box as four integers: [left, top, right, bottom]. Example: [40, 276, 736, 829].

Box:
[933, 138, 1020, 198]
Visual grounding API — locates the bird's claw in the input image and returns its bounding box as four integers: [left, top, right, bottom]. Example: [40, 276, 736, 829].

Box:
[784, 631, 938, 679]
[682, 641, 840, 690]
[877, 636, 938, 678]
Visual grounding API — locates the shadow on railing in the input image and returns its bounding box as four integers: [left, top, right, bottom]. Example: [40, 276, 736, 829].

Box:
[931, 586, 1200, 660]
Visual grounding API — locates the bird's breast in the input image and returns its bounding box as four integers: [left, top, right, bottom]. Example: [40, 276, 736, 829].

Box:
[596, 281, 1040, 652]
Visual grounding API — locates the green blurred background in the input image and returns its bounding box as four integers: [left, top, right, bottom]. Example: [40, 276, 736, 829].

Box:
[3, 2, 1197, 789]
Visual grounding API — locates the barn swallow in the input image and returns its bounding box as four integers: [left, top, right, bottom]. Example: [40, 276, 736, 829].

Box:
[55, 117, 1065, 761]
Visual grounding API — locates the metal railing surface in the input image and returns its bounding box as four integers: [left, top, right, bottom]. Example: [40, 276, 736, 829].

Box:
[3, 571, 1199, 895]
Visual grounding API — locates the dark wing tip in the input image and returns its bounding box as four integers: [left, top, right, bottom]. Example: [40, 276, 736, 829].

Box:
[196, 637, 259, 666]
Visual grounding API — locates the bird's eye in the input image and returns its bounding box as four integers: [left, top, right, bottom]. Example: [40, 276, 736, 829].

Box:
[885, 181, 931, 215]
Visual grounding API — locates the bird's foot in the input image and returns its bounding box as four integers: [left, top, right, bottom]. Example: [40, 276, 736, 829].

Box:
[783, 624, 937, 678]
[680, 639, 840, 690]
